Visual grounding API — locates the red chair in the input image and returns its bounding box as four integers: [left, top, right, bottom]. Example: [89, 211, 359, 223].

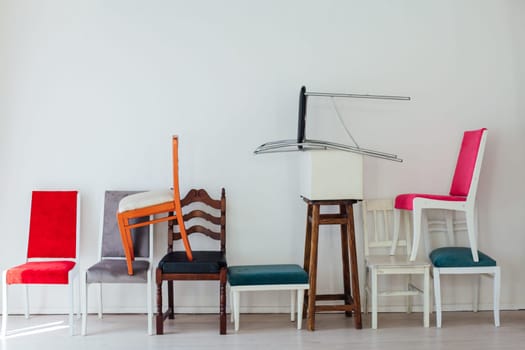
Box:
[392, 128, 488, 262]
[1, 190, 80, 336]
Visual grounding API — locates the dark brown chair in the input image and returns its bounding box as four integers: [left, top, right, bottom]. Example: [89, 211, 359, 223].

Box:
[155, 188, 227, 335]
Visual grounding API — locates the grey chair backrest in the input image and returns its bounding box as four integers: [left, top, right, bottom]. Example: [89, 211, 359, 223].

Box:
[101, 190, 150, 259]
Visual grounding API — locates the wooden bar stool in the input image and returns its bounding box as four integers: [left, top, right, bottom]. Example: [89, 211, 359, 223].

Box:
[302, 197, 362, 331]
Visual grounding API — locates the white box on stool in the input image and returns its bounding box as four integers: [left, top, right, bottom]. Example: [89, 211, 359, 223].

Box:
[299, 150, 363, 200]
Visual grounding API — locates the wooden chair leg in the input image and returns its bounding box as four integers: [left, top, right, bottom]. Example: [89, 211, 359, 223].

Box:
[307, 204, 320, 331]
[302, 204, 312, 320]
[220, 268, 227, 335]
[340, 205, 352, 317]
[168, 280, 174, 319]
[117, 213, 135, 275]
[155, 270, 164, 335]
[346, 203, 362, 329]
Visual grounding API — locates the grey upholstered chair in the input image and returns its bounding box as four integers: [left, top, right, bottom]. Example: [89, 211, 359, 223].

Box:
[82, 190, 154, 335]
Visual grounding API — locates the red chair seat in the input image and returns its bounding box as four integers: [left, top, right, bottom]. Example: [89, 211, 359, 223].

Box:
[6, 261, 76, 285]
[395, 194, 467, 210]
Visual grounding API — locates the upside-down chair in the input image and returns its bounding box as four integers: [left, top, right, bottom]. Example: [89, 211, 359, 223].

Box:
[117, 136, 193, 275]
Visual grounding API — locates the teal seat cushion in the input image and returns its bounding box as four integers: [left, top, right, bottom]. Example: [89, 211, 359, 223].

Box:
[228, 264, 308, 286]
[430, 247, 496, 268]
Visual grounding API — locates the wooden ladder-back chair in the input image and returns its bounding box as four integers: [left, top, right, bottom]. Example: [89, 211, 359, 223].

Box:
[392, 128, 488, 262]
[156, 188, 227, 335]
[117, 135, 192, 275]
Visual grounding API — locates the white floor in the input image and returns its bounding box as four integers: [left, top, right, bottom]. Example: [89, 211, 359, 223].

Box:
[1, 311, 524, 350]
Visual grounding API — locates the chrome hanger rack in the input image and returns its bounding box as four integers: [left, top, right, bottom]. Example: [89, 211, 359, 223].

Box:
[254, 86, 410, 162]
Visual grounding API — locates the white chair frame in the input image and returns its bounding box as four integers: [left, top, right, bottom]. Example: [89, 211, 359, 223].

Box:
[356, 199, 430, 329]
[1, 192, 81, 337]
[392, 129, 488, 262]
[425, 212, 500, 328]
[82, 192, 154, 336]
[433, 266, 500, 328]
[228, 283, 309, 331]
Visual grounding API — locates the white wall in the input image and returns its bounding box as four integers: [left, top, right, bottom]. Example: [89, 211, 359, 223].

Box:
[0, 0, 523, 314]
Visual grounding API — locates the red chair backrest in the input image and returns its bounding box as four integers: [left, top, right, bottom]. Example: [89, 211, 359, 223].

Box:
[449, 128, 487, 197]
[27, 191, 78, 259]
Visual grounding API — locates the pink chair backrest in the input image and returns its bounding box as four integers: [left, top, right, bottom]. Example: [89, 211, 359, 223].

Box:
[449, 128, 487, 197]
[27, 191, 78, 259]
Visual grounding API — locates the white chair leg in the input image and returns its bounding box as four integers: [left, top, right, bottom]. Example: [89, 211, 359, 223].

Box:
[406, 275, 412, 314]
[233, 290, 240, 332]
[1, 270, 8, 337]
[465, 209, 479, 262]
[404, 211, 412, 254]
[445, 211, 455, 245]
[364, 267, 369, 315]
[410, 207, 422, 261]
[229, 286, 234, 323]
[421, 213, 431, 258]
[390, 209, 401, 255]
[473, 275, 481, 312]
[371, 268, 378, 329]
[297, 289, 304, 330]
[69, 279, 74, 335]
[98, 284, 103, 319]
[290, 290, 295, 322]
[82, 276, 88, 336]
[77, 276, 81, 318]
[494, 268, 501, 327]
[433, 268, 442, 328]
[24, 285, 29, 319]
[147, 271, 152, 335]
[423, 267, 430, 328]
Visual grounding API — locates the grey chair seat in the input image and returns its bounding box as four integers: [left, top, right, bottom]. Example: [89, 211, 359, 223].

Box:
[86, 260, 150, 283]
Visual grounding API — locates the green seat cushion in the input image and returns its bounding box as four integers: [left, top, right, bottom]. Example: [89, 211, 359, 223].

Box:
[430, 247, 496, 268]
[158, 251, 226, 274]
[228, 264, 308, 286]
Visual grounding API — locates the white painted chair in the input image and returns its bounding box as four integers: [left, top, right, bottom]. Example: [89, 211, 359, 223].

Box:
[425, 211, 500, 328]
[227, 264, 309, 331]
[357, 199, 430, 329]
[82, 191, 154, 335]
[392, 128, 488, 262]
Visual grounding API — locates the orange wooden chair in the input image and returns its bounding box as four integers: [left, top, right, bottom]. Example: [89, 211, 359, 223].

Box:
[117, 136, 193, 275]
